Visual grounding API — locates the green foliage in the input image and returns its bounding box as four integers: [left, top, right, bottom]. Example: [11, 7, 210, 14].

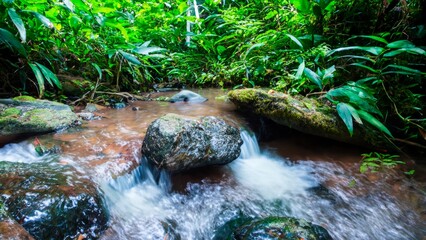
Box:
[327, 35, 426, 141]
[360, 152, 409, 174]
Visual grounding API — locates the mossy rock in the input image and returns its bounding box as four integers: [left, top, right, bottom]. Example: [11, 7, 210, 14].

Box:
[228, 88, 390, 149]
[214, 216, 333, 240]
[0, 97, 79, 137]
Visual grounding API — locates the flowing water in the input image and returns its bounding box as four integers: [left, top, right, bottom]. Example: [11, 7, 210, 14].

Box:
[1, 89, 425, 239]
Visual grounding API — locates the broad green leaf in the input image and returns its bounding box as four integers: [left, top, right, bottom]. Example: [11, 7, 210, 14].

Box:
[35, 62, 61, 89]
[104, 22, 128, 41]
[27, 11, 54, 28]
[348, 35, 388, 45]
[245, 43, 265, 59]
[92, 63, 102, 80]
[28, 63, 45, 97]
[303, 67, 322, 89]
[134, 46, 166, 55]
[350, 63, 379, 73]
[386, 40, 415, 49]
[0, 28, 27, 57]
[327, 46, 384, 56]
[356, 77, 380, 85]
[383, 47, 426, 57]
[286, 34, 303, 50]
[8, 8, 26, 42]
[383, 64, 424, 75]
[64, 0, 75, 12]
[358, 110, 393, 137]
[333, 55, 376, 63]
[295, 60, 305, 79]
[290, 0, 311, 12]
[141, 40, 151, 47]
[337, 102, 354, 136]
[119, 50, 141, 65]
[322, 65, 335, 80]
[265, 10, 277, 20]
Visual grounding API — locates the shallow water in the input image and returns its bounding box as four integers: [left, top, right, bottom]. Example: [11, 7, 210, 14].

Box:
[1, 89, 425, 239]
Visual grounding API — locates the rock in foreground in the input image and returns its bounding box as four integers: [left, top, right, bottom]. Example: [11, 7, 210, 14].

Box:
[141, 113, 242, 172]
[214, 216, 333, 240]
[0, 161, 109, 239]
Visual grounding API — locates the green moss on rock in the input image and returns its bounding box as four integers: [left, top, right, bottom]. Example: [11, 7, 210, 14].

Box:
[0, 108, 21, 117]
[228, 88, 390, 149]
[12, 96, 36, 102]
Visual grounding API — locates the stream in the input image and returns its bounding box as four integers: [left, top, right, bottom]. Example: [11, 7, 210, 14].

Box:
[1, 89, 425, 239]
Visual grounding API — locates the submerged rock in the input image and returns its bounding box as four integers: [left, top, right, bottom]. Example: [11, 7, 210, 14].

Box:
[0, 161, 109, 239]
[169, 90, 207, 103]
[228, 88, 389, 148]
[141, 113, 242, 172]
[214, 216, 333, 240]
[0, 96, 79, 145]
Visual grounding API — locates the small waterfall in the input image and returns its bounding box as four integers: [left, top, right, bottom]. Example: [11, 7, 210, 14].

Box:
[239, 130, 260, 158]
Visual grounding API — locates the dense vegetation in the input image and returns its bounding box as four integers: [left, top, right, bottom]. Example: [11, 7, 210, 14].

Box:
[1, 0, 425, 152]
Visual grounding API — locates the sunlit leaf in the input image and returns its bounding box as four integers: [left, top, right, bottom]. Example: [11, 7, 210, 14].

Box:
[134, 46, 166, 55]
[63, 0, 75, 12]
[348, 35, 388, 45]
[8, 8, 26, 42]
[386, 40, 415, 49]
[383, 47, 426, 57]
[286, 34, 303, 50]
[28, 63, 45, 97]
[245, 43, 265, 59]
[35, 62, 61, 89]
[303, 67, 322, 89]
[322, 65, 335, 80]
[295, 60, 305, 79]
[337, 102, 354, 136]
[327, 46, 384, 56]
[92, 63, 102, 80]
[358, 110, 393, 137]
[119, 50, 141, 65]
[26, 11, 54, 28]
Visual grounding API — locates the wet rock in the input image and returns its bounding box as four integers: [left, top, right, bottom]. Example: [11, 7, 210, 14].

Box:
[141, 113, 242, 172]
[0, 96, 79, 144]
[0, 161, 109, 240]
[0, 219, 35, 240]
[228, 88, 390, 149]
[214, 216, 333, 240]
[169, 90, 207, 103]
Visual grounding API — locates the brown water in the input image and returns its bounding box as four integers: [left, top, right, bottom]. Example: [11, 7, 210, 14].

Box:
[1, 89, 426, 239]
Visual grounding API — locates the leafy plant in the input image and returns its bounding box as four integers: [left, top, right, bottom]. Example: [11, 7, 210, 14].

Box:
[326, 83, 392, 137]
[360, 152, 408, 174]
[327, 35, 426, 142]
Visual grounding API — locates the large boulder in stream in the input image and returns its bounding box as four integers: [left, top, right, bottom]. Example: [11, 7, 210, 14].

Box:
[141, 113, 242, 172]
[228, 88, 388, 148]
[0, 96, 79, 146]
[214, 216, 333, 240]
[0, 161, 109, 239]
